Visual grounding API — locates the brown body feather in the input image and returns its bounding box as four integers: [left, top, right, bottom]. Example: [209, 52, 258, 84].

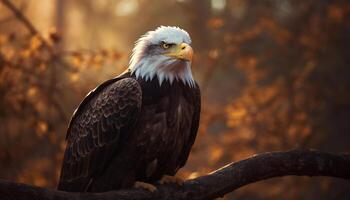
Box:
[57, 71, 201, 192]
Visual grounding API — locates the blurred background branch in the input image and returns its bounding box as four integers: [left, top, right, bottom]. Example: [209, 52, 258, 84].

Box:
[1, 0, 38, 35]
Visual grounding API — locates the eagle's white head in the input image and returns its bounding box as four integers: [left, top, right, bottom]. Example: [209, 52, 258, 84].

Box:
[129, 26, 195, 87]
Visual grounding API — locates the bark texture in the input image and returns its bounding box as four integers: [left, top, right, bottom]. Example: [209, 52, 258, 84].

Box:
[1, 149, 350, 200]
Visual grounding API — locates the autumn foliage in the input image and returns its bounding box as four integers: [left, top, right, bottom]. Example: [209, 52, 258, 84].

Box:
[0, 0, 350, 199]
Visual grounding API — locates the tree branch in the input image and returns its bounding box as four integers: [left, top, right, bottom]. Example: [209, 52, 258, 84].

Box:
[0, 0, 70, 64]
[0, 0, 38, 35]
[1, 149, 350, 200]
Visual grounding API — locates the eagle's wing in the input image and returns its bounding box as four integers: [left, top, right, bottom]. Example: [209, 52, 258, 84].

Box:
[58, 77, 142, 191]
[178, 83, 201, 167]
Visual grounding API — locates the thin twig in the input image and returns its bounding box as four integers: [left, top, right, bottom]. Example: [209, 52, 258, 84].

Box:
[1, 0, 53, 52]
[0, 0, 37, 34]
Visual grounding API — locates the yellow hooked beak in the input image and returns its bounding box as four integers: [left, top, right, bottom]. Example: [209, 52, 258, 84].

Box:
[164, 43, 193, 62]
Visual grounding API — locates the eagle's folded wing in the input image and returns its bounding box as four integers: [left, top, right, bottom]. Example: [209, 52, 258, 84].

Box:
[58, 77, 142, 191]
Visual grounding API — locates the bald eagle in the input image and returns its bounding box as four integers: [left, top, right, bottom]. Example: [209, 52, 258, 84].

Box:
[57, 26, 201, 192]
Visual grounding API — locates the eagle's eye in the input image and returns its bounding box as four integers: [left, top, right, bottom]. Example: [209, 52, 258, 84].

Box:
[161, 42, 170, 49]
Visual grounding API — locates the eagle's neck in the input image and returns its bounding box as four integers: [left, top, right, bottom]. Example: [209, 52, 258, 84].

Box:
[129, 57, 195, 87]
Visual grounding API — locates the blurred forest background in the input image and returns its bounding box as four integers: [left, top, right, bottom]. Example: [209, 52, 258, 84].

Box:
[0, 0, 350, 199]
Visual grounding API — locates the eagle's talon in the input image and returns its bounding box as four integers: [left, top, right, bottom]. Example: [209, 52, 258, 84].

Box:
[134, 181, 157, 192]
[159, 175, 184, 185]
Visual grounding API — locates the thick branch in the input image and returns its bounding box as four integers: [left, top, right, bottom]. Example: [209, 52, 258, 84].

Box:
[1, 149, 350, 200]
